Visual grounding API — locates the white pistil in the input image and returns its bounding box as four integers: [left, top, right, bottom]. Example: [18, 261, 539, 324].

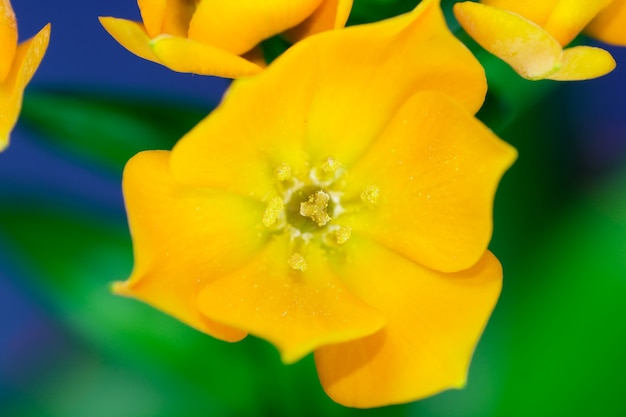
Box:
[328, 190, 345, 217]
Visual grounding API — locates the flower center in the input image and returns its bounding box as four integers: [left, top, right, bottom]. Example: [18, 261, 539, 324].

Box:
[300, 190, 331, 226]
[282, 185, 336, 232]
[261, 157, 378, 271]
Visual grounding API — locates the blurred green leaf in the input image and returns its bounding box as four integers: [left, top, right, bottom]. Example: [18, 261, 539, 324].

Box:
[495, 170, 626, 417]
[262, 35, 292, 64]
[0, 202, 411, 416]
[349, 0, 420, 25]
[20, 90, 212, 172]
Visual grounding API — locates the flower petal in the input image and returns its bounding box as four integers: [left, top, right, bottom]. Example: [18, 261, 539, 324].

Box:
[482, 0, 558, 28]
[454, 1, 563, 79]
[586, 0, 626, 46]
[159, 0, 196, 37]
[98, 17, 159, 63]
[300, 0, 486, 167]
[547, 45, 616, 80]
[137, 0, 166, 38]
[188, 0, 323, 55]
[345, 91, 516, 273]
[283, 0, 353, 42]
[115, 150, 272, 342]
[171, 0, 486, 187]
[196, 236, 386, 364]
[241, 46, 267, 69]
[0, 23, 50, 151]
[315, 237, 502, 408]
[136, 0, 196, 38]
[0, 0, 17, 81]
[541, 0, 612, 46]
[169, 53, 314, 195]
[149, 34, 263, 77]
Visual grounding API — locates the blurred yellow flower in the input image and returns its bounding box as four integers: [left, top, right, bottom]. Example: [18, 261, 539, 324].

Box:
[99, 0, 353, 78]
[0, 0, 50, 151]
[585, 0, 626, 46]
[454, 0, 619, 81]
[114, 0, 516, 407]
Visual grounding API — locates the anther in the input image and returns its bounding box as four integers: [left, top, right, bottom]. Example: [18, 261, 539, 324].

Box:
[360, 185, 380, 206]
[300, 190, 331, 226]
[321, 157, 341, 173]
[334, 226, 352, 245]
[263, 196, 284, 227]
[288, 252, 308, 271]
[274, 163, 292, 182]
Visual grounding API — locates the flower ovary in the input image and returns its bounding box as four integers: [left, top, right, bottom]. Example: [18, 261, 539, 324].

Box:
[300, 190, 332, 227]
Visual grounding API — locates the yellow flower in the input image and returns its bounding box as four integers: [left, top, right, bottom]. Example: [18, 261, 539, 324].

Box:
[585, 0, 626, 46]
[114, 0, 516, 407]
[99, 0, 353, 78]
[453, 0, 619, 80]
[0, 0, 50, 151]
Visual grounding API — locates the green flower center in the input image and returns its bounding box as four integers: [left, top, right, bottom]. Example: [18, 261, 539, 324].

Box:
[285, 186, 335, 231]
[262, 157, 377, 271]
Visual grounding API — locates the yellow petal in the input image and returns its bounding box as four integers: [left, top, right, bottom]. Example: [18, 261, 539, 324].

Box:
[482, 0, 612, 45]
[137, 0, 198, 38]
[300, 0, 487, 167]
[0, 0, 17, 81]
[137, 0, 166, 38]
[345, 91, 516, 273]
[241, 46, 267, 69]
[159, 0, 196, 37]
[586, 0, 626, 46]
[188, 0, 323, 55]
[116, 150, 271, 342]
[169, 51, 314, 195]
[137, 0, 197, 38]
[454, 1, 563, 79]
[0, 23, 50, 151]
[196, 236, 386, 364]
[283, 0, 353, 42]
[547, 45, 616, 80]
[149, 35, 263, 77]
[172, 0, 486, 180]
[315, 238, 502, 408]
[98, 17, 159, 63]
[482, 0, 559, 28]
[542, 0, 612, 45]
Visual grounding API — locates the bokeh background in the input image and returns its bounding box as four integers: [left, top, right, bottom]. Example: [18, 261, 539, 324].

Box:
[1, 1, 625, 416]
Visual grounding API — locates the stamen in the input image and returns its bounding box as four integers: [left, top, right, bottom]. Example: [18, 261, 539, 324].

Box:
[310, 157, 343, 185]
[300, 190, 331, 226]
[321, 157, 341, 173]
[361, 185, 380, 206]
[262, 196, 284, 227]
[274, 163, 292, 182]
[334, 226, 352, 245]
[288, 252, 308, 271]
[266, 156, 359, 253]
